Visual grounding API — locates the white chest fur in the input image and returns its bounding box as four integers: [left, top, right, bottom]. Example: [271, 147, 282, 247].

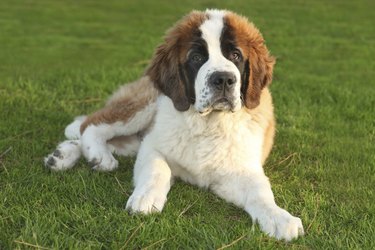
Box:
[128, 96, 303, 242]
[144, 96, 265, 187]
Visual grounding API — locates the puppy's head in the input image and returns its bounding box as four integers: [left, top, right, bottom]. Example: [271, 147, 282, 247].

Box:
[146, 9, 275, 114]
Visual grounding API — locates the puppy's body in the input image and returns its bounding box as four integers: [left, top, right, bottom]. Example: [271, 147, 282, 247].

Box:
[45, 9, 303, 241]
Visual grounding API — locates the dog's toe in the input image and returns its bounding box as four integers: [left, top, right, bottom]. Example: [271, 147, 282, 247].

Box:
[53, 150, 61, 158]
[45, 156, 56, 167]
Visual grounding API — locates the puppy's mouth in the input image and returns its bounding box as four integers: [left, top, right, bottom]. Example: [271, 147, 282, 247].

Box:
[199, 97, 238, 116]
[212, 97, 233, 110]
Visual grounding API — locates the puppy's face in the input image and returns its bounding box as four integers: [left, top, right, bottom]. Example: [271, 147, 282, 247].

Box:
[185, 11, 243, 115]
[147, 10, 275, 114]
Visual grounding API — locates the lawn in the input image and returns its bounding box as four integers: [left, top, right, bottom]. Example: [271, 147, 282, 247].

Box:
[0, 0, 374, 249]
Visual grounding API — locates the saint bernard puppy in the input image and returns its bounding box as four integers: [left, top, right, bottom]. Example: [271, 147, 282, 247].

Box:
[45, 9, 304, 241]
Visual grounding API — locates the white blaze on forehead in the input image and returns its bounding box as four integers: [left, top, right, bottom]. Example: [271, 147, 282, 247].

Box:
[200, 10, 227, 57]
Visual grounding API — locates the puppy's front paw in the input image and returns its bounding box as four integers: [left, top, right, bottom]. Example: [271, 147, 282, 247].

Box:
[44, 140, 81, 171]
[258, 207, 304, 241]
[125, 191, 167, 214]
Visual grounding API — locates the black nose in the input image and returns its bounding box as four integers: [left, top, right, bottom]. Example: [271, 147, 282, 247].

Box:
[209, 72, 236, 90]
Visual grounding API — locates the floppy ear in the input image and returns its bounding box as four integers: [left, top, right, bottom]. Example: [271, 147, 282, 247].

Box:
[242, 43, 275, 109]
[146, 41, 191, 111]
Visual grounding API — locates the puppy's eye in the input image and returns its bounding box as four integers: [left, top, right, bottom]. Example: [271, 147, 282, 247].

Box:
[191, 53, 204, 63]
[229, 51, 242, 62]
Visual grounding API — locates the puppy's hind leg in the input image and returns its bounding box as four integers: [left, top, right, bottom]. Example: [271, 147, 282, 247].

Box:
[44, 116, 86, 171]
[80, 77, 159, 171]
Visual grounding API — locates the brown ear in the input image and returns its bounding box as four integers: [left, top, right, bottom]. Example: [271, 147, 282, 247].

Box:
[243, 44, 275, 109]
[146, 42, 191, 111]
[146, 11, 206, 112]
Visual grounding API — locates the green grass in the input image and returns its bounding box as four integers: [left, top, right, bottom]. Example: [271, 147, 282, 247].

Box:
[0, 0, 374, 249]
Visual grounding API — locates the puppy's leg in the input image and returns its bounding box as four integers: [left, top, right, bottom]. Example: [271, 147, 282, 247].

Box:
[45, 76, 158, 171]
[80, 123, 121, 171]
[79, 78, 158, 171]
[211, 168, 304, 241]
[44, 140, 81, 171]
[45, 102, 155, 172]
[80, 101, 156, 171]
[44, 116, 86, 170]
[125, 143, 172, 213]
[44, 130, 141, 171]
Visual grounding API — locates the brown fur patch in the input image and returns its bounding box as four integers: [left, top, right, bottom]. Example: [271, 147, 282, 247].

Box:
[224, 12, 275, 109]
[246, 87, 275, 164]
[80, 76, 159, 133]
[146, 11, 207, 111]
[223, 12, 276, 164]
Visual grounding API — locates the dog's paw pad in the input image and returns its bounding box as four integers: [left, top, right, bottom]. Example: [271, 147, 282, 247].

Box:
[44, 140, 81, 171]
[53, 150, 62, 158]
[45, 156, 56, 167]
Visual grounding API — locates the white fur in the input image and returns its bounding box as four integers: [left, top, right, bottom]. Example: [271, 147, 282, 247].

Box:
[46, 9, 303, 241]
[81, 102, 156, 171]
[195, 10, 242, 114]
[81, 124, 120, 171]
[44, 140, 81, 171]
[126, 10, 304, 241]
[45, 116, 86, 170]
[108, 135, 141, 157]
[45, 103, 157, 171]
[64, 116, 86, 139]
[126, 96, 304, 241]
